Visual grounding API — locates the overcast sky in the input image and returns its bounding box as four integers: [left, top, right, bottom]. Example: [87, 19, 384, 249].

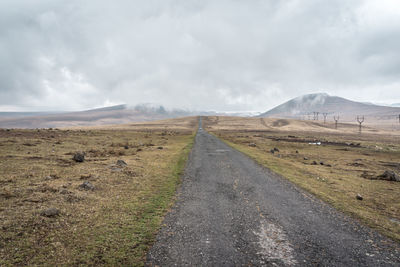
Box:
[1, 0, 400, 112]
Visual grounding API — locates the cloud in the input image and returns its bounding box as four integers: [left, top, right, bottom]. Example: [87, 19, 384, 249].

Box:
[0, 0, 400, 111]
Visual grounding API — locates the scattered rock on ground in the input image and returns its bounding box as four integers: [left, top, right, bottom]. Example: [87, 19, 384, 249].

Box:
[59, 189, 70, 195]
[311, 161, 318, 165]
[40, 208, 60, 217]
[270, 149, 275, 154]
[157, 146, 164, 149]
[248, 143, 256, 147]
[319, 161, 324, 165]
[303, 157, 309, 160]
[124, 145, 129, 149]
[295, 150, 299, 154]
[377, 170, 400, 182]
[273, 147, 280, 152]
[44, 174, 59, 180]
[78, 181, 94, 191]
[116, 159, 127, 167]
[72, 152, 85, 162]
[356, 194, 363, 201]
[80, 174, 92, 180]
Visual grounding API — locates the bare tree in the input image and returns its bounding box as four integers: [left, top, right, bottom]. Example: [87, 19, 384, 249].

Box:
[323, 113, 328, 124]
[357, 115, 365, 134]
[313, 112, 319, 120]
[334, 115, 339, 129]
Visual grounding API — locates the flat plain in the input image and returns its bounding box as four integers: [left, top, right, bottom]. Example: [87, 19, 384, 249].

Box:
[1, 115, 399, 266]
[0, 117, 197, 266]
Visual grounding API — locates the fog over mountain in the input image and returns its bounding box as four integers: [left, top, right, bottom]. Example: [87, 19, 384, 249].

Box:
[259, 93, 400, 122]
[1, 0, 400, 112]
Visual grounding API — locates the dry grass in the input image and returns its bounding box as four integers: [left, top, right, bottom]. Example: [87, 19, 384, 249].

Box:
[204, 116, 400, 242]
[0, 117, 197, 265]
[203, 116, 400, 135]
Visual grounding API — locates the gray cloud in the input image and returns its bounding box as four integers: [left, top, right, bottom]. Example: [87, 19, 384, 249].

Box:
[1, 0, 400, 111]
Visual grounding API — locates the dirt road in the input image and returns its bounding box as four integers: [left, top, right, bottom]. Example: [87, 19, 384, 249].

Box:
[147, 120, 400, 266]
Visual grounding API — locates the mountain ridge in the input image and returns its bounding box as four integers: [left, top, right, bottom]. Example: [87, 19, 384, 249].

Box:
[259, 93, 400, 121]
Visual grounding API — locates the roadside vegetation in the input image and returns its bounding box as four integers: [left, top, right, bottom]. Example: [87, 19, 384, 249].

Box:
[203, 116, 400, 242]
[0, 119, 196, 265]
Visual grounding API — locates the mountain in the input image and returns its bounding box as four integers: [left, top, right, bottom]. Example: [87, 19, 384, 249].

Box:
[0, 104, 195, 128]
[83, 104, 127, 112]
[259, 93, 400, 122]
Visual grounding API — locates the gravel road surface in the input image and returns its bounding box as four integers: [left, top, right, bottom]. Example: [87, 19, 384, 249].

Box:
[147, 120, 400, 266]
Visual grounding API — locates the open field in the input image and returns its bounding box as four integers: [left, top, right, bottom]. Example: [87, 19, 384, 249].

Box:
[204, 115, 400, 135]
[203, 116, 400, 242]
[0, 117, 197, 265]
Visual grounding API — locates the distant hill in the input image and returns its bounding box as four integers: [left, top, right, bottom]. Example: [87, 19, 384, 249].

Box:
[0, 104, 195, 128]
[259, 93, 400, 122]
[83, 104, 127, 112]
[0, 104, 226, 128]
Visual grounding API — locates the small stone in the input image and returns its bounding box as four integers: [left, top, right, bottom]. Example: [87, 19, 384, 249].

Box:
[248, 143, 256, 147]
[157, 146, 163, 150]
[40, 208, 60, 217]
[377, 170, 400, 182]
[78, 181, 94, 191]
[356, 194, 363, 200]
[72, 152, 85, 162]
[295, 150, 299, 153]
[59, 189, 70, 195]
[116, 160, 127, 167]
[273, 147, 280, 152]
[270, 149, 275, 154]
[320, 161, 324, 165]
[303, 157, 309, 160]
[311, 161, 318, 165]
[44, 174, 59, 180]
[124, 145, 129, 149]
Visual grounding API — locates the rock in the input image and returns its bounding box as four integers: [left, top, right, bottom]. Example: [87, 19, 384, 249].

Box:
[295, 150, 299, 154]
[78, 181, 94, 191]
[319, 161, 324, 165]
[303, 157, 309, 160]
[80, 174, 92, 180]
[116, 160, 127, 167]
[311, 161, 318, 165]
[248, 143, 257, 147]
[273, 147, 280, 152]
[356, 194, 363, 200]
[40, 208, 60, 217]
[59, 189, 70, 195]
[270, 149, 275, 154]
[377, 170, 400, 182]
[157, 146, 163, 150]
[137, 148, 142, 152]
[124, 145, 129, 149]
[325, 164, 332, 167]
[360, 171, 371, 179]
[72, 152, 85, 162]
[44, 175, 59, 180]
